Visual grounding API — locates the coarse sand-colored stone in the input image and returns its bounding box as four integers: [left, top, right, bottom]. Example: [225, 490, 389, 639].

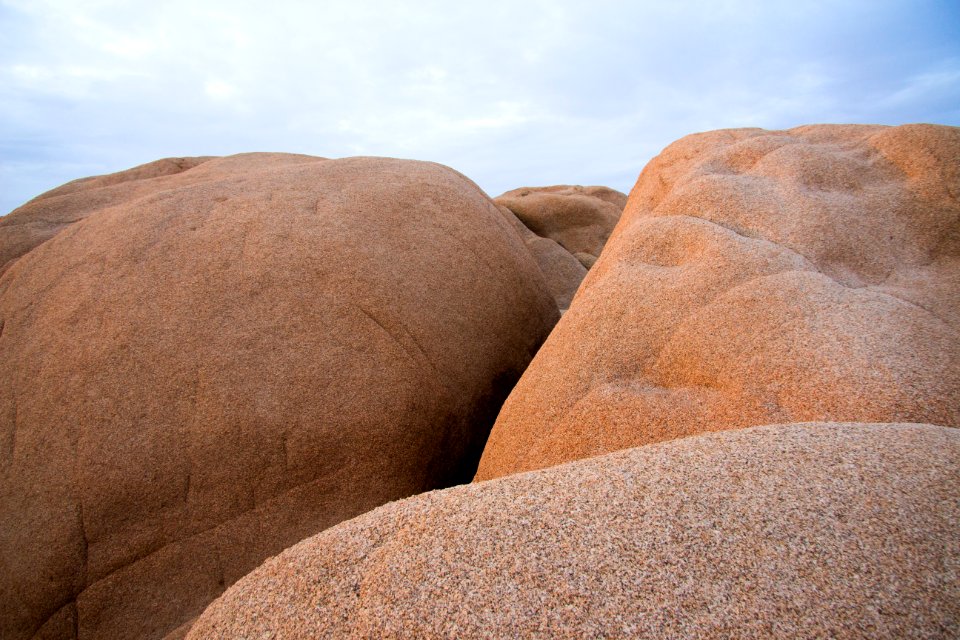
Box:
[495, 184, 625, 263]
[495, 204, 587, 311]
[188, 422, 960, 639]
[0, 154, 558, 639]
[477, 124, 960, 480]
[0, 154, 315, 275]
[493, 185, 626, 311]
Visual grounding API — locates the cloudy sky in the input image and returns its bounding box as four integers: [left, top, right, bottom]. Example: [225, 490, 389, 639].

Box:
[1, 0, 958, 214]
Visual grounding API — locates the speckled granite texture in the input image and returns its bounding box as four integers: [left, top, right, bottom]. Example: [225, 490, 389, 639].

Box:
[478, 124, 960, 480]
[189, 422, 959, 639]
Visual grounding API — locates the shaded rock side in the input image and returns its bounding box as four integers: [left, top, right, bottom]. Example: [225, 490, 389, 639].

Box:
[494, 186, 626, 310]
[495, 204, 587, 311]
[496, 184, 625, 260]
[188, 422, 960, 639]
[0, 155, 559, 639]
[476, 124, 960, 480]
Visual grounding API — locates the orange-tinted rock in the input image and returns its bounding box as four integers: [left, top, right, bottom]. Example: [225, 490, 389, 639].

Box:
[0, 154, 335, 275]
[494, 186, 626, 311]
[188, 422, 960, 639]
[495, 185, 625, 263]
[3, 156, 195, 273]
[572, 251, 597, 269]
[496, 204, 586, 311]
[0, 155, 558, 639]
[477, 124, 960, 480]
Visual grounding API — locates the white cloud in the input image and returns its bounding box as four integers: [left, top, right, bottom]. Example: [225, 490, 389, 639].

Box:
[1, 0, 959, 214]
[204, 79, 237, 100]
[878, 62, 960, 108]
[11, 64, 46, 79]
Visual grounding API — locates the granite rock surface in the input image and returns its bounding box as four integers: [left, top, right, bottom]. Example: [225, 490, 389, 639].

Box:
[0, 154, 558, 639]
[188, 422, 960, 639]
[494, 185, 626, 310]
[477, 124, 960, 480]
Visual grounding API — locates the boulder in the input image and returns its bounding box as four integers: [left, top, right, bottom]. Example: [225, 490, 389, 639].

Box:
[495, 185, 625, 265]
[477, 124, 960, 480]
[1, 155, 289, 274]
[0, 154, 558, 639]
[495, 204, 586, 311]
[187, 422, 960, 639]
[493, 186, 626, 311]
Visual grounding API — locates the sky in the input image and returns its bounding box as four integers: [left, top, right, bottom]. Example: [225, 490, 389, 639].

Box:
[1, 0, 959, 214]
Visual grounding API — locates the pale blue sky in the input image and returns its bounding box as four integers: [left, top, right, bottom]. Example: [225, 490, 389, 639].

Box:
[1, 0, 959, 214]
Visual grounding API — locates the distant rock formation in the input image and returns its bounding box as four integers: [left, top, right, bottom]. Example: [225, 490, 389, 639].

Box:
[0, 154, 558, 639]
[497, 185, 627, 260]
[495, 204, 586, 311]
[187, 422, 960, 639]
[495, 185, 626, 310]
[477, 124, 960, 480]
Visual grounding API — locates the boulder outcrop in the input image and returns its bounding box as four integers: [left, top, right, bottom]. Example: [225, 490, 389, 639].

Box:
[0, 154, 319, 275]
[188, 422, 960, 639]
[0, 154, 558, 639]
[495, 204, 587, 311]
[494, 185, 626, 310]
[496, 184, 625, 263]
[477, 124, 960, 480]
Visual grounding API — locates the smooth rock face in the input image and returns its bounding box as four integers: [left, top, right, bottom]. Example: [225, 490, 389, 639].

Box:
[477, 124, 960, 480]
[494, 186, 626, 310]
[188, 423, 960, 639]
[0, 154, 558, 639]
[0, 154, 307, 274]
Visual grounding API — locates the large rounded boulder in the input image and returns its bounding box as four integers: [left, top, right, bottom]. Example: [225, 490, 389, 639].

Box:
[495, 185, 625, 268]
[477, 124, 960, 480]
[187, 422, 960, 639]
[0, 155, 558, 639]
[0, 154, 304, 274]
